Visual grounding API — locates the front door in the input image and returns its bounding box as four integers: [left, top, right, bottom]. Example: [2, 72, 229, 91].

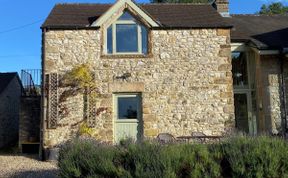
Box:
[114, 94, 142, 143]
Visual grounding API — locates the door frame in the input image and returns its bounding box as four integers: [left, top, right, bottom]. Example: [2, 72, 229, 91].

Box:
[232, 50, 258, 135]
[234, 90, 257, 135]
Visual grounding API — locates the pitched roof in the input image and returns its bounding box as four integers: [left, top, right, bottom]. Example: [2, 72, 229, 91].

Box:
[42, 3, 232, 29]
[0, 73, 18, 94]
[229, 15, 288, 49]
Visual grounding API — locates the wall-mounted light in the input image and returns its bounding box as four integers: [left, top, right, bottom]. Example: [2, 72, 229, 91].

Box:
[115, 72, 132, 81]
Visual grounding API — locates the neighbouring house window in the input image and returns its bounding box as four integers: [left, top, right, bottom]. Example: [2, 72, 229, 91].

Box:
[116, 94, 141, 119]
[106, 11, 148, 55]
[232, 52, 248, 87]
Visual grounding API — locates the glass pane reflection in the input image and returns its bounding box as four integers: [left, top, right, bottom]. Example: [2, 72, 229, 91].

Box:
[232, 52, 248, 87]
[118, 97, 138, 119]
[116, 24, 138, 52]
[107, 25, 113, 54]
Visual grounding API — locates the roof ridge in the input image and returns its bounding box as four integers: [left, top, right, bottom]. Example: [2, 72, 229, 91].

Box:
[55, 3, 112, 6]
[231, 14, 288, 17]
[54, 3, 211, 6]
[140, 3, 211, 5]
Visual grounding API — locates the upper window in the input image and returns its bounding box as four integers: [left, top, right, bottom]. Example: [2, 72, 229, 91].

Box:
[106, 11, 148, 55]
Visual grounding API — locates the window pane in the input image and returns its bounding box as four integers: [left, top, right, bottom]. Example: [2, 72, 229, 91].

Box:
[141, 25, 148, 54]
[234, 93, 249, 133]
[116, 24, 138, 53]
[118, 11, 135, 21]
[232, 52, 248, 87]
[118, 97, 138, 119]
[107, 25, 113, 54]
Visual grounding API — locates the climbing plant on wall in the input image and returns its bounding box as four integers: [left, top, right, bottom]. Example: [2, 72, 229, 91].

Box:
[58, 64, 106, 131]
[61, 64, 97, 90]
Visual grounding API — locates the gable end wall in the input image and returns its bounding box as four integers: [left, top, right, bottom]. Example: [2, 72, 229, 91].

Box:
[43, 28, 234, 146]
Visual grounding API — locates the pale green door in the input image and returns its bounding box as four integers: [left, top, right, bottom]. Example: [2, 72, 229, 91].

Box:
[114, 94, 142, 143]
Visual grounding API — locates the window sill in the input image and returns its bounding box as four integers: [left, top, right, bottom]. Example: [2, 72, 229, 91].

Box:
[101, 53, 153, 59]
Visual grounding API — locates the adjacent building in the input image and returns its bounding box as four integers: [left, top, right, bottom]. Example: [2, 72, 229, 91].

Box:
[0, 73, 22, 148]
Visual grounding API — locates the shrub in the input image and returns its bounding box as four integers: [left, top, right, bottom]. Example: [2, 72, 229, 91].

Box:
[222, 136, 288, 178]
[117, 142, 166, 178]
[58, 136, 288, 178]
[58, 139, 127, 178]
[161, 144, 222, 178]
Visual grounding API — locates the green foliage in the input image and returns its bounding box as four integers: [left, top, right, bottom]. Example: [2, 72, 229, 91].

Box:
[59, 64, 98, 123]
[222, 136, 288, 178]
[118, 142, 166, 178]
[259, 2, 288, 15]
[58, 139, 126, 178]
[150, 0, 211, 3]
[78, 123, 94, 137]
[58, 137, 288, 178]
[161, 144, 222, 178]
[62, 64, 96, 90]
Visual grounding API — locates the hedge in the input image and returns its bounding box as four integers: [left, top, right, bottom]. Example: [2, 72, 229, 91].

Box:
[58, 136, 288, 178]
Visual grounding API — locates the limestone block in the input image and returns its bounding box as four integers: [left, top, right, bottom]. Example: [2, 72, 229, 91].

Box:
[108, 82, 144, 92]
[145, 129, 159, 137]
[219, 48, 231, 57]
[217, 29, 230, 36]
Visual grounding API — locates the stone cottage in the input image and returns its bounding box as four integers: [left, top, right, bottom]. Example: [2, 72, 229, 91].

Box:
[40, 0, 288, 151]
[0, 73, 22, 148]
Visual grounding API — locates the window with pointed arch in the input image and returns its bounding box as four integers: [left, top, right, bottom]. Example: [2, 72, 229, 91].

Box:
[105, 11, 148, 55]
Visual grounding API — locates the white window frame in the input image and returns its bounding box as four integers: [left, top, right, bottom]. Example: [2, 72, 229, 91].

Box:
[104, 13, 147, 55]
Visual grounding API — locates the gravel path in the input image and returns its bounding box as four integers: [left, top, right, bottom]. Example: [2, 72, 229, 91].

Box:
[0, 154, 58, 178]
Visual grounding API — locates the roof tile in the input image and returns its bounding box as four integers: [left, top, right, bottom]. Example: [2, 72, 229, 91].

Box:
[229, 15, 288, 49]
[0, 73, 18, 94]
[42, 3, 232, 28]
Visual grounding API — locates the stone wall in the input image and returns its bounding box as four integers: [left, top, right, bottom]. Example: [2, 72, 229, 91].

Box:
[19, 97, 41, 146]
[0, 77, 21, 148]
[260, 55, 282, 134]
[43, 28, 234, 147]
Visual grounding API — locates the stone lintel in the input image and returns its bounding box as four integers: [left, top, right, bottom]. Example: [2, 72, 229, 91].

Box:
[108, 82, 144, 93]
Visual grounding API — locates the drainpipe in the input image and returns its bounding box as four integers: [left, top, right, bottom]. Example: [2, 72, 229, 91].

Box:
[280, 48, 288, 138]
[40, 28, 47, 160]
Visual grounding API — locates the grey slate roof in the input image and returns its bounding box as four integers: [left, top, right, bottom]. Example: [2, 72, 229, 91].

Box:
[42, 3, 232, 29]
[229, 15, 288, 49]
[0, 73, 18, 94]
